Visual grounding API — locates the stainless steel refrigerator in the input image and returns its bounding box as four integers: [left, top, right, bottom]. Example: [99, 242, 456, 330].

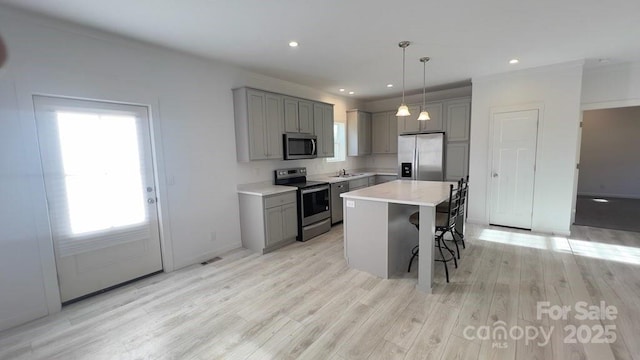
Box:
[398, 132, 445, 181]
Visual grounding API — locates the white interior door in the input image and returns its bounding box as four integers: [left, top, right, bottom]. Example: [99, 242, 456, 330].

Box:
[34, 96, 162, 303]
[489, 109, 539, 229]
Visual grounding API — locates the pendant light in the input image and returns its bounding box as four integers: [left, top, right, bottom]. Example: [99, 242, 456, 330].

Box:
[396, 41, 411, 117]
[417, 57, 431, 121]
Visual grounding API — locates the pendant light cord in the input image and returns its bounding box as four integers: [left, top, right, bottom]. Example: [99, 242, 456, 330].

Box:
[422, 60, 426, 107]
[401, 46, 406, 104]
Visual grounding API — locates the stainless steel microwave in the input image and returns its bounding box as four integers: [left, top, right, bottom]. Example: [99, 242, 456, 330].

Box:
[283, 133, 317, 160]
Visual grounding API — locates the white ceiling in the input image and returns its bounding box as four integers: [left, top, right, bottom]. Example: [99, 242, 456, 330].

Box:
[3, 0, 640, 100]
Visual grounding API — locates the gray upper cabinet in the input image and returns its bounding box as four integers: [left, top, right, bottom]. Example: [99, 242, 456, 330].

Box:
[443, 97, 471, 181]
[284, 97, 313, 134]
[313, 103, 334, 158]
[372, 111, 398, 154]
[233, 87, 333, 161]
[234, 88, 283, 161]
[397, 105, 421, 134]
[283, 97, 299, 133]
[347, 110, 371, 156]
[298, 100, 314, 134]
[264, 93, 284, 159]
[446, 99, 471, 142]
[420, 102, 443, 132]
[397, 102, 443, 134]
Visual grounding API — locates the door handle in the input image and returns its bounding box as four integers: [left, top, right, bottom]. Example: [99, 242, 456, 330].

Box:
[492, 173, 499, 178]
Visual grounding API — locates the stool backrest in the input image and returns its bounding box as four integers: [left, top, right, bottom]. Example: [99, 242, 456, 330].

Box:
[457, 177, 469, 219]
[444, 184, 461, 229]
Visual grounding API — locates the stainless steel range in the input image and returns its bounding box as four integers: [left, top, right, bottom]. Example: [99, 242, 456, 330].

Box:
[275, 167, 331, 241]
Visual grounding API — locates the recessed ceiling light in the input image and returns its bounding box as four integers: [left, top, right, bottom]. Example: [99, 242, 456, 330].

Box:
[339, 88, 345, 92]
[593, 198, 609, 203]
[509, 59, 519, 64]
[387, 84, 394, 88]
[348, 91, 355, 95]
[289, 41, 299, 47]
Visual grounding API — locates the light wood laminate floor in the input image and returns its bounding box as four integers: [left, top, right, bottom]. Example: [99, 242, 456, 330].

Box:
[1, 223, 639, 360]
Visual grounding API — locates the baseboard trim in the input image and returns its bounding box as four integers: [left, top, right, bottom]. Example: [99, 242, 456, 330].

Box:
[466, 218, 488, 225]
[0, 305, 48, 333]
[532, 226, 571, 236]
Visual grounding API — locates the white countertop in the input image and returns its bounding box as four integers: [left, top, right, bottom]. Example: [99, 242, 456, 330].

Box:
[237, 182, 297, 196]
[340, 180, 456, 206]
[238, 169, 398, 195]
[309, 169, 397, 184]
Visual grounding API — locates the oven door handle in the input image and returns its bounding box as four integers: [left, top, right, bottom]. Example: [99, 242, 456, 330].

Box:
[301, 185, 329, 195]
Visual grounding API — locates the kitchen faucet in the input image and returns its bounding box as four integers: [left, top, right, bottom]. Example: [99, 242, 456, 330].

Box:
[342, 169, 347, 176]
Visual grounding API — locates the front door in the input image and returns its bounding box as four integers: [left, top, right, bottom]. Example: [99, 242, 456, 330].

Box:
[34, 96, 163, 302]
[489, 109, 539, 229]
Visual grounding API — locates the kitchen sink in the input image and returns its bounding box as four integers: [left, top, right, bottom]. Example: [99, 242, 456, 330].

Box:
[332, 173, 365, 178]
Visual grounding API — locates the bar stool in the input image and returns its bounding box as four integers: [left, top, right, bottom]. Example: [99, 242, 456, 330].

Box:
[407, 184, 461, 283]
[436, 176, 468, 258]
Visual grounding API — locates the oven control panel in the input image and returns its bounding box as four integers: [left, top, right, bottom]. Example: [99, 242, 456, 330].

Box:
[275, 167, 306, 180]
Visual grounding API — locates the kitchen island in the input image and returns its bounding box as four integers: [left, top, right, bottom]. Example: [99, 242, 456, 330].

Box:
[340, 180, 456, 293]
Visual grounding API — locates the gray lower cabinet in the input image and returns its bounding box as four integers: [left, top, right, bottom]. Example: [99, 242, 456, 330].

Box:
[349, 177, 369, 190]
[375, 175, 397, 184]
[313, 103, 335, 158]
[266, 203, 297, 246]
[239, 191, 298, 254]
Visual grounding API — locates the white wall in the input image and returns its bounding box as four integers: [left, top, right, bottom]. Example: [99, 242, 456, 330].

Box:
[0, 6, 362, 331]
[578, 107, 640, 198]
[468, 62, 584, 235]
[582, 61, 640, 108]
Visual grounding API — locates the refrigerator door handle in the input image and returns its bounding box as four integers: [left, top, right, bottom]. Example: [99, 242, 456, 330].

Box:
[414, 147, 419, 180]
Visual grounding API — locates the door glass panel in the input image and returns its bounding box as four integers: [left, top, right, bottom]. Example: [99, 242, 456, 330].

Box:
[56, 112, 147, 235]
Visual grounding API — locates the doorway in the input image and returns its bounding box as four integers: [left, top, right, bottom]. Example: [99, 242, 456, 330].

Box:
[34, 96, 163, 302]
[574, 106, 640, 232]
[489, 109, 539, 229]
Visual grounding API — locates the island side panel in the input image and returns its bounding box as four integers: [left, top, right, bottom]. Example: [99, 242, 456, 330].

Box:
[387, 203, 419, 276]
[344, 199, 389, 278]
[417, 205, 436, 293]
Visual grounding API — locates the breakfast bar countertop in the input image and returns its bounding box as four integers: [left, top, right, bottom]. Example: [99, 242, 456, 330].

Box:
[237, 182, 297, 196]
[340, 180, 455, 206]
